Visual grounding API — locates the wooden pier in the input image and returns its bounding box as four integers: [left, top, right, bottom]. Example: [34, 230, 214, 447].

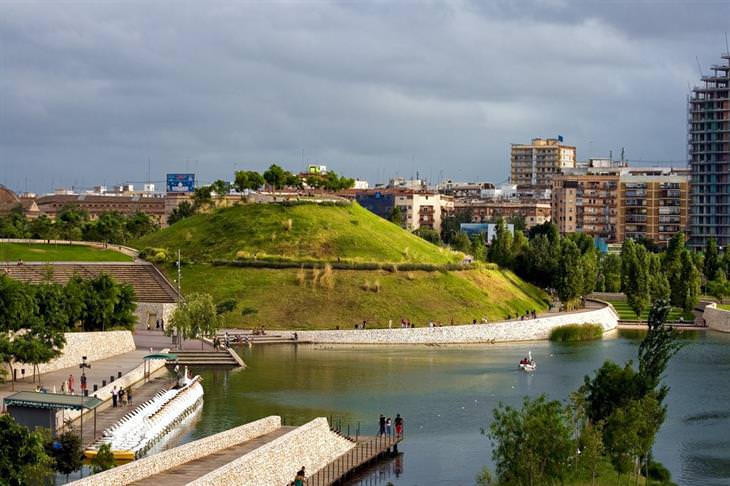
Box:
[305, 434, 402, 486]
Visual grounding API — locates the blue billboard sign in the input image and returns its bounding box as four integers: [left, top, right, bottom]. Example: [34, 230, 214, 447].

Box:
[166, 173, 195, 193]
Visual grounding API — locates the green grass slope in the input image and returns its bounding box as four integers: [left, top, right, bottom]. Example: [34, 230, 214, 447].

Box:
[0, 243, 132, 262]
[134, 202, 461, 264]
[175, 264, 549, 329]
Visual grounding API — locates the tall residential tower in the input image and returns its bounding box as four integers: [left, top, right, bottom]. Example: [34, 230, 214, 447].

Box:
[689, 52, 730, 248]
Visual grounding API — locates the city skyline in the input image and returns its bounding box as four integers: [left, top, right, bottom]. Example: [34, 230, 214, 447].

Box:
[1, 1, 729, 193]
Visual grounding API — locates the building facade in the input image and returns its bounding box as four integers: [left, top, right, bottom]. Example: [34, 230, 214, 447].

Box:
[454, 200, 552, 230]
[511, 138, 576, 189]
[552, 167, 689, 244]
[689, 52, 730, 248]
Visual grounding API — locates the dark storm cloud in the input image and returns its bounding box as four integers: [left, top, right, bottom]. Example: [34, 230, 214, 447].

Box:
[0, 0, 728, 192]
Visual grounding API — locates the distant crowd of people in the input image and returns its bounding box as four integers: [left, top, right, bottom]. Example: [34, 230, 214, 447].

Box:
[379, 413, 404, 437]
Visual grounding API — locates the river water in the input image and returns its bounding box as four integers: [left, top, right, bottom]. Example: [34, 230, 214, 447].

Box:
[181, 330, 730, 486]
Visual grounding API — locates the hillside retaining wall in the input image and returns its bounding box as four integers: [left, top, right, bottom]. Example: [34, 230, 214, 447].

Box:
[295, 305, 619, 344]
[17, 330, 136, 375]
[189, 417, 355, 486]
[703, 303, 730, 333]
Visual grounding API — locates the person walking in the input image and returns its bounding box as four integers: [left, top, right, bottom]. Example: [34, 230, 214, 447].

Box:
[379, 414, 386, 436]
[294, 466, 305, 486]
[385, 417, 392, 436]
[127, 387, 133, 405]
[395, 414, 404, 437]
[111, 386, 118, 408]
[67, 374, 75, 394]
[119, 387, 126, 407]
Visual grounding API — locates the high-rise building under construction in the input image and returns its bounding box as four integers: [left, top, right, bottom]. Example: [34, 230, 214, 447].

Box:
[689, 52, 730, 248]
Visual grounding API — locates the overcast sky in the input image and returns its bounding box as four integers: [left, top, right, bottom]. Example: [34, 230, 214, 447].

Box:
[1, 0, 729, 193]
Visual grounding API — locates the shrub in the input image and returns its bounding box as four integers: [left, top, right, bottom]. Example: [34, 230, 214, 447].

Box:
[296, 266, 306, 286]
[373, 280, 381, 293]
[321, 263, 335, 289]
[215, 298, 237, 315]
[648, 461, 673, 482]
[90, 443, 116, 473]
[311, 268, 321, 288]
[139, 247, 170, 263]
[549, 324, 603, 342]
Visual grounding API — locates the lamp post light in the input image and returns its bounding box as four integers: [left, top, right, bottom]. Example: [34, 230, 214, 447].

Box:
[78, 356, 91, 440]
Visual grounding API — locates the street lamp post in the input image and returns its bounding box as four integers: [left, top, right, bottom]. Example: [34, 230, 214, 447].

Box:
[79, 356, 91, 441]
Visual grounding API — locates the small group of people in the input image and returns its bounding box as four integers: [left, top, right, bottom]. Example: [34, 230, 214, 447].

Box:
[111, 385, 132, 408]
[252, 326, 266, 336]
[147, 317, 165, 331]
[378, 413, 404, 437]
[290, 466, 306, 486]
[355, 320, 368, 329]
[399, 318, 413, 328]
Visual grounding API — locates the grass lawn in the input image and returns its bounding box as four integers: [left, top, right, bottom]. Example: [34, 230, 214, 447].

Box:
[0, 243, 132, 262]
[134, 202, 462, 264]
[717, 303, 730, 311]
[608, 299, 693, 322]
[172, 264, 549, 329]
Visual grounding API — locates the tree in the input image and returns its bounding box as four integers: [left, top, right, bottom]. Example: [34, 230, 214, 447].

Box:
[388, 206, 403, 226]
[29, 215, 57, 241]
[510, 230, 529, 267]
[516, 234, 560, 289]
[168, 200, 195, 225]
[215, 298, 237, 315]
[487, 395, 575, 486]
[704, 237, 720, 281]
[90, 443, 116, 473]
[599, 253, 622, 293]
[413, 227, 441, 244]
[263, 164, 288, 190]
[647, 253, 670, 302]
[0, 415, 54, 485]
[621, 239, 649, 317]
[80, 274, 137, 331]
[168, 293, 221, 349]
[679, 250, 701, 313]
[47, 431, 83, 479]
[487, 219, 513, 268]
[637, 300, 684, 399]
[57, 205, 89, 241]
[470, 234, 486, 261]
[707, 269, 730, 300]
[234, 170, 264, 193]
[450, 231, 472, 254]
[580, 247, 598, 296]
[440, 208, 472, 243]
[210, 179, 230, 201]
[125, 212, 158, 239]
[192, 186, 213, 208]
[555, 238, 584, 308]
[83, 212, 128, 244]
[577, 422, 604, 486]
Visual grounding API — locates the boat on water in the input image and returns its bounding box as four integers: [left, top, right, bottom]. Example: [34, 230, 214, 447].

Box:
[84, 368, 203, 461]
[519, 351, 536, 372]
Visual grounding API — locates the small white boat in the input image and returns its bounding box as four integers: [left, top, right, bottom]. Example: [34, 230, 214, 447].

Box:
[519, 351, 536, 372]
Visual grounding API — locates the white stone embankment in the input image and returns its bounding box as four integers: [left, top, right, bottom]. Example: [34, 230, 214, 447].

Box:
[189, 417, 355, 486]
[68, 416, 282, 486]
[294, 304, 619, 345]
[703, 303, 730, 333]
[18, 330, 136, 375]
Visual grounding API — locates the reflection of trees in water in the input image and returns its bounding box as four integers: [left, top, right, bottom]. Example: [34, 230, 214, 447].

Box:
[345, 452, 405, 486]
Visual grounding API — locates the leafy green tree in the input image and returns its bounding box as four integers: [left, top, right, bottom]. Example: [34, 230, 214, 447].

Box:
[210, 179, 230, 201]
[598, 253, 622, 292]
[704, 237, 720, 281]
[388, 206, 404, 226]
[47, 431, 83, 479]
[707, 270, 730, 300]
[577, 422, 604, 486]
[487, 219, 513, 268]
[80, 274, 137, 331]
[637, 300, 684, 399]
[90, 443, 116, 473]
[440, 208, 472, 243]
[470, 234, 486, 261]
[510, 230, 529, 267]
[413, 227, 441, 245]
[487, 395, 575, 486]
[679, 250, 701, 313]
[647, 253, 670, 302]
[621, 239, 649, 317]
[168, 200, 195, 225]
[450, 231, 472, 254]
[125, 212, 158, 239]
[555, 238, 584, 308]
[29, 215, 57, 241]
[168, 293, 221, 349]
[57, 205, 89, 241]
[0, 415, 54, 485]
[263, 164, 288, 189]
[527, 221, 560, 242]
[192, 185, 213, 208]
[580, 247, 598, 296]
[63, 275, 88, 328]
[234, 170, 265, 192]
[516, 234, 560, 289]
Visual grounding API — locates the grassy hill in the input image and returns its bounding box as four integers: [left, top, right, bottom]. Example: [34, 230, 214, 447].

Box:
[134, 202, 461, 264]
[136, 201, 548, 329]
[177, 264, 548, 329]
[0, 242, 132, 262]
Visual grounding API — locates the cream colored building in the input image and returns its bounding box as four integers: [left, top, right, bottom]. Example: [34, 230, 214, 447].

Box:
[395, 193, 452, 232]
[511, 138, 576, 189]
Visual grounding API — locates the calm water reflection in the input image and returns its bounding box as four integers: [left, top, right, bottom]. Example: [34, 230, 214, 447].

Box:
[182, 331, 730, 486]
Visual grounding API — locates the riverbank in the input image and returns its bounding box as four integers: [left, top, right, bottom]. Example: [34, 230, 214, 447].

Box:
[258, 303, 619, 345]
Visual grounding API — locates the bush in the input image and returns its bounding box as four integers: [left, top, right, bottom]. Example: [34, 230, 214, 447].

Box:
[648, 461, 673, 482]
[215, 298, 237, 315]
[139, 247, 170, 263]
[549, 324, 603, 342]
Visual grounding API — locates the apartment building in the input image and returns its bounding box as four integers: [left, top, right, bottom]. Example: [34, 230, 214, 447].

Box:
[454, 200, 552, 230]
[618, 169, 690, 244]
[511, 138, 576, 189]
[551, 166, 689, 244]
[354, 189, 452, 232]
[689, 52, 730, 248]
